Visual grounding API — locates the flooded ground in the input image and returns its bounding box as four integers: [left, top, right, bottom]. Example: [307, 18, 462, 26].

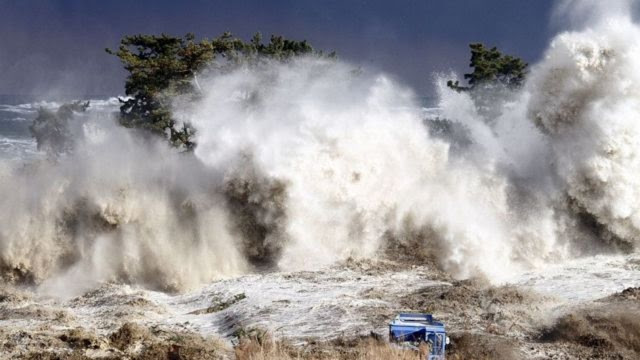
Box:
[2, 254, 640, 359]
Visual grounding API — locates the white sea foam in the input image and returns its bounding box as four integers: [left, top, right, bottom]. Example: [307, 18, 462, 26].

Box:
[1, 2, 640, 294]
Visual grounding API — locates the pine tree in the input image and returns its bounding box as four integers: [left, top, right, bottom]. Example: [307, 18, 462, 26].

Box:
[29, 101, 89, 157]
[447, 43, 528, 92]
[107, 32, 328, 149]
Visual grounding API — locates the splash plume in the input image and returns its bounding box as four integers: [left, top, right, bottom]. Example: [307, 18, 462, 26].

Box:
[1, 1, 640, 293]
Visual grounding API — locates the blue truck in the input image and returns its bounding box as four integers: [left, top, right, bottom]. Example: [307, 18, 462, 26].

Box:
[389, 313, 448, 360]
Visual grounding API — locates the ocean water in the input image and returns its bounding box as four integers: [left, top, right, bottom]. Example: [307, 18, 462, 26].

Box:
[2, 3, 640, 331]
[0, 95, 40, 161]
[2, 60, 640, 351]
[0, 95, 120, 161]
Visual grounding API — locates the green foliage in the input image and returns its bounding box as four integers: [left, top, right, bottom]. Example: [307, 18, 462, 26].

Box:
[29, 101, 89, 157]
[425, 117, 471, 152]
[447, 43, 528, 92]
[107, 32, 328, 149]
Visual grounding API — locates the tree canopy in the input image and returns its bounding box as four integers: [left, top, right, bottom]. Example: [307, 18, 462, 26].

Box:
[107, 32, 330, 149]
[447, 43, 528, 92]
[29, 101, 89, 157]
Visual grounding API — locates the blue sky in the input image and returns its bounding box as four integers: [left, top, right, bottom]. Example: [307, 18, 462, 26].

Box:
[0, 0, 558, 97]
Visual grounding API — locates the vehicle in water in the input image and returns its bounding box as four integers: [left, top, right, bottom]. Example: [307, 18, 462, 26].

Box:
[389, 313, 448, 360]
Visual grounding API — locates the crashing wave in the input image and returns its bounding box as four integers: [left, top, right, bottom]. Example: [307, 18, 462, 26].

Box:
[2, 3, 640, 292]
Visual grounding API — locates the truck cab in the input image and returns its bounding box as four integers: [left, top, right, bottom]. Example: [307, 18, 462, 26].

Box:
[389, 313, 448, 360]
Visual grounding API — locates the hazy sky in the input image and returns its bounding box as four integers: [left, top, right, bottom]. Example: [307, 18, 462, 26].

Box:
[0, 0, 559, 98]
